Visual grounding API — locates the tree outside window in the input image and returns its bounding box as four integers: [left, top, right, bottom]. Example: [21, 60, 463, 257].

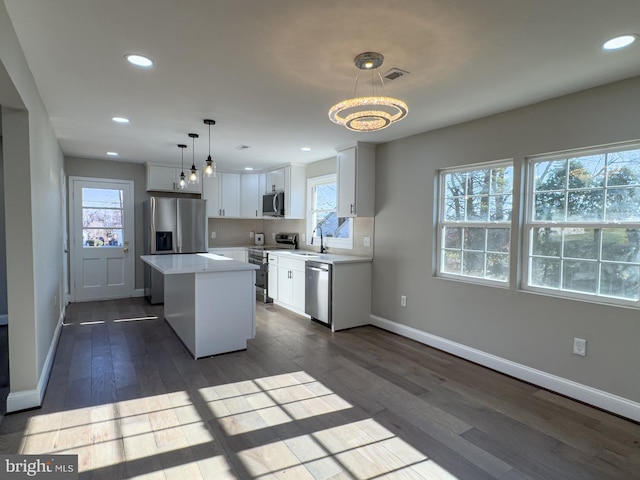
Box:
[307, 174, 352, 249]
[438, 162, 514, 284]
[527, 147, 640, 303]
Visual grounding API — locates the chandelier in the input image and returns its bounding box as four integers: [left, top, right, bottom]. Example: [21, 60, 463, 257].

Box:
[328, 52, 408, 132]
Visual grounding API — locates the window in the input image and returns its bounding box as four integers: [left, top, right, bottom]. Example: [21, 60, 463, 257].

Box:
[438, 162, 514, 284]
[525, 146, 640, 304]
[82, 187, 124, 247]
[307, 174, 352, 249]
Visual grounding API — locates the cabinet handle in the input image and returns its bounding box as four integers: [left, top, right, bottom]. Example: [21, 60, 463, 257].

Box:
[223, 209, 225, 216]
[219, 209, 222, 216]
[350, 203, 354, 214]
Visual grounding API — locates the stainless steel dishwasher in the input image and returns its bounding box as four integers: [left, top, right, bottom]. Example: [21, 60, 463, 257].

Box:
[305, 261, 332, 326]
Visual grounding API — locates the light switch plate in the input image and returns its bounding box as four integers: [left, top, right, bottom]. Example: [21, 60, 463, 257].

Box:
[364, 236, 371, 247]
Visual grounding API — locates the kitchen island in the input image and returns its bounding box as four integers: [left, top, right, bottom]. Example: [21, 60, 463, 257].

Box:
[141, 253, 259, 358]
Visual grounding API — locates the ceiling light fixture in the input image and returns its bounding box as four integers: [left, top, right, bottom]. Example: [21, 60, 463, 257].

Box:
[188, 133, 199, 184]
[602, 34, 637, 50]
[301, 147, 312, 152]
[203, 119, 216, 178]
[329, 52, 408, 132]
[106, 151, 119, 156]
[125, 54, 154, 68]
[111, 116, 130, 124]
[177, 144, 187, 190]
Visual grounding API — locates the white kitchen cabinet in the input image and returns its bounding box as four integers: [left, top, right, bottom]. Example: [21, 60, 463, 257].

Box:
[265, 168, 285, 193]
[147, 164, 202, 193]
[336, 143, 375, 217]
[268, 253, 278, 300]
[202, 173, 241, 217]
[241, 173, 264, 218]
[262, 165, 306, 219]
[275, 255, 306, 315]
[209, 248, 247, 262]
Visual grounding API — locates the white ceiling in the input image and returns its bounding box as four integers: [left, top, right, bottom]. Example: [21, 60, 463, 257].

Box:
[4, 0, 640, 172]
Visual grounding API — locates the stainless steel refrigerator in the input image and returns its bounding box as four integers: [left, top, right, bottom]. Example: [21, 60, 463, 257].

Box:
[143, 197, 207, 304]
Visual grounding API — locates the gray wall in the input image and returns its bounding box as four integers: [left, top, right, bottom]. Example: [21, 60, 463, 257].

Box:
[0, 135, 6, 317]
[65, 157, 149, 290]
[373, 75, 640, 403]
[1, 0, 66, 405]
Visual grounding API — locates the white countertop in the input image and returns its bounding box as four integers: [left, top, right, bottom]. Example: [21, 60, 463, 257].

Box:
[141, 254, 259, 275]
[267, 249, 372, 264]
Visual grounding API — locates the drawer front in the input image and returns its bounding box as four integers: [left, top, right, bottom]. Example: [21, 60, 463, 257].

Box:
[278, 256, 305, 271]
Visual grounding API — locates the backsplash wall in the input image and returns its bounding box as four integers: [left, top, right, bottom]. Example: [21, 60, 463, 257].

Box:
[208, 217, 374, 257]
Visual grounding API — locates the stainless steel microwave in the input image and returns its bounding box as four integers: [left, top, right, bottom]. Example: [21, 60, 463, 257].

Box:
[262, 191, 285, 217]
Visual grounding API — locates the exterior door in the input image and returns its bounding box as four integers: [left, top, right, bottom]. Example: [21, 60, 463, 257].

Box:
[70, 177, 134, 301]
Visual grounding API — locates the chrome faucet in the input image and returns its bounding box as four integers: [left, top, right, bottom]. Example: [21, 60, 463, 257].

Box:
[311, 225, 326, 253]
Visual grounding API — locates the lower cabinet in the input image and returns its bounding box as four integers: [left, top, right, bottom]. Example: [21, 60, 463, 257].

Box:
[275, 257, 306, 314]
[268, 254, 305, 315]
[268, 253, 372, 331]
[209, 248, 247, 262]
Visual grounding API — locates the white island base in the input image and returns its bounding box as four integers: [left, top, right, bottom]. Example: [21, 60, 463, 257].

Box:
[141, 254, 257, 358]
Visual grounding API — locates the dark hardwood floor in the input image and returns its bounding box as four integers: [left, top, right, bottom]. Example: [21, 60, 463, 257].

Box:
[0, 297, 638, 479]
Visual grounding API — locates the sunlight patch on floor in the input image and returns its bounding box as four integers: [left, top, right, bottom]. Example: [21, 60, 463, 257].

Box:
[202, 371, 460, 479]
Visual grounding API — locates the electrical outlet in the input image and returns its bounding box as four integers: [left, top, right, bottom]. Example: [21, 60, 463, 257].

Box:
[210, 231, 216, 239]
[400, 295, 407, 307]
[301, 234, 306, 243]
[363, 236, 371, 247]
[250, 231, 254, 238]
[573, 337, 587, 356]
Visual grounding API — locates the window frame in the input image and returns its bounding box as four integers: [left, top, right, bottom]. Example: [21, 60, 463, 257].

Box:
[522, 142, 640, 307]
[436, 159, 514, 287]
[306, 174, 353, 250]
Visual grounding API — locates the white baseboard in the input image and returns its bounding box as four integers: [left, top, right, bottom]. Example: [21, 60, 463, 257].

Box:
[6, 304, 66, 413]
[0, 314, 7, 326]
[370, 314, 640, 423]
[133, 288, 145, 298]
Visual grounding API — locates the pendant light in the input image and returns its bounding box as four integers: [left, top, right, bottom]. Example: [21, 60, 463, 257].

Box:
[203, 119, 216, 178]
[329, 52, 408, 132]
[177, 144, 187, 190]
[188, 133, 199, 184]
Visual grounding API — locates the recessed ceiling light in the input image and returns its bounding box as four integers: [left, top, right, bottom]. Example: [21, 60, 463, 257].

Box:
[301, 147, 312, 152]
[111, 116, 130, 124]
[244, 167, 254, 171]
[106, 151, 119, 156]
[602, 34, 637, 50]
[125, 54, 154, 67]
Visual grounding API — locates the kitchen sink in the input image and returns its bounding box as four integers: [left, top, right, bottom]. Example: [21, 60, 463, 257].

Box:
[290, 252, 320, 257]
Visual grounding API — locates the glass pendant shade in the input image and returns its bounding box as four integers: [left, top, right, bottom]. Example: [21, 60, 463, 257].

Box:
[188, 133, 199, 184]
[177, 144, 187, 190]
[203, 119, 217, 178]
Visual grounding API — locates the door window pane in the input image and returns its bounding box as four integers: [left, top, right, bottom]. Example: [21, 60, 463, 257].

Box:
[82, 188, 124, 248]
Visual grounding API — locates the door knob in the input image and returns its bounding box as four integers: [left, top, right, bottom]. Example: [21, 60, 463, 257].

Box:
[123, 248, 129, 253]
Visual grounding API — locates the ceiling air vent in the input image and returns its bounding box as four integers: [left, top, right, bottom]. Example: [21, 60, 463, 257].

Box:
[383, 68, 409, 81]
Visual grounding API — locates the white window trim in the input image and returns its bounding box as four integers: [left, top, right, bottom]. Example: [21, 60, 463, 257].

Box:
[521, 142, 640, 308]
[436, 159, 514, 286]
[306, 174, 353, 250]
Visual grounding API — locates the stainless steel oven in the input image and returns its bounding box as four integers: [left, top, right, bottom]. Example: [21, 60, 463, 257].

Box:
[248, 248, 271, 303]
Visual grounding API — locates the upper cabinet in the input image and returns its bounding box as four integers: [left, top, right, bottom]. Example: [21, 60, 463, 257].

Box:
[337, 143, 375, 217]
[240, 173, 264, 218]
[202, 173, 241, 217]
[286, 165, 306, 219]
[265, 168, 285, 193]
[147, 164, 202, 194]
